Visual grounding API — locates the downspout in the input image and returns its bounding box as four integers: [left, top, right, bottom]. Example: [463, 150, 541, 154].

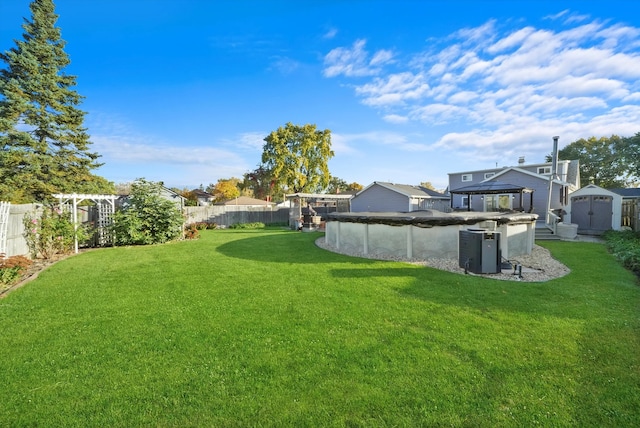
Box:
[546, 136, 559, 228]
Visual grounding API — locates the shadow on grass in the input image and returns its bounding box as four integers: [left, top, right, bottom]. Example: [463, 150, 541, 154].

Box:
[215, 230, 379, 265]
[332, 265, 577, 318]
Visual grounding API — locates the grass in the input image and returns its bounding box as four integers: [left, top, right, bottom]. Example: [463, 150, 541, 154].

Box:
[1, 229, 639, 427]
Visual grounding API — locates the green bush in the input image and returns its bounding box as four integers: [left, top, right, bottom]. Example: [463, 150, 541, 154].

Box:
[603, 230, 640, 275]
[192, 222, 216, 230]
[229, 222, 265, 229]
[111, 179, 184, 246]
[22, 206, 91, 259]
[184, 224, 200, 240]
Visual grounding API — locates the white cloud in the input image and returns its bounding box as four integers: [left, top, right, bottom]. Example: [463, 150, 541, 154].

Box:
[323, 39, 392, 77]
[323, 27, 338, 40]
[326, 14, 640, 163]
[383, 114, 409, 124]
[268, 56, 300, 75]
[355, 72, 430, 106]
[334, 130, 430, 152]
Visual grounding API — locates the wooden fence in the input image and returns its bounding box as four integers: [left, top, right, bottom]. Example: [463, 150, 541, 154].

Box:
[184, 205, 290, 227]
[3, 204, 291, 258]
[5, 204, 39, 257]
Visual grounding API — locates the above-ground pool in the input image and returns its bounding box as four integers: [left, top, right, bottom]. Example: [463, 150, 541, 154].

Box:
[324, 210, 538, 260]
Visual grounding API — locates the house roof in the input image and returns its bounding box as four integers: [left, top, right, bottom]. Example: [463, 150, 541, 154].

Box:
[216, 196, 275, 206]
[609, 188, 640, 197]
[449, 159, 580, 188]
[450, 181, 534, 195]
[191, 189, 214, 198]
[485, 167, 569, 185]
[360, 182, 449, 199]
[447, 159, 575, 176]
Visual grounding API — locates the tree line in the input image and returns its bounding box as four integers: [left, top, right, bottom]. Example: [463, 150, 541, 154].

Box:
[547, 134, 640, 188]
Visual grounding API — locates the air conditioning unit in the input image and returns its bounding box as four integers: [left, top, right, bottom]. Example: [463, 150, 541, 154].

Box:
[459, 229, 501, 274]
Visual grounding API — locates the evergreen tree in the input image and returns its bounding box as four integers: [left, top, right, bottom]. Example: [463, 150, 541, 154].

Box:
[0, 0, 111, 203]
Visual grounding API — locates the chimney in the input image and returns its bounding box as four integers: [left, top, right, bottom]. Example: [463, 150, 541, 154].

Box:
[518, 156, 525, 165]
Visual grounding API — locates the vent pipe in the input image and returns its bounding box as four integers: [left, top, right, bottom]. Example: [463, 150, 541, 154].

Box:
[546, 136, 560, 227]
[551, 136, 559, 178]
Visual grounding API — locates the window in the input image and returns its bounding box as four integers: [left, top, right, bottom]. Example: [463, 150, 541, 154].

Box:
[485, 194, 512, 211]
[538, 166, 552, 175]
[461, 174, 472, 182]
[484, 172, 495, 179]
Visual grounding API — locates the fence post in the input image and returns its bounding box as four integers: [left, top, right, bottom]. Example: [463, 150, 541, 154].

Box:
[0, 201, 10, 257]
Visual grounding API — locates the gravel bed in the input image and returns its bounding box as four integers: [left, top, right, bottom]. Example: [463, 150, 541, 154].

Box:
[315, 237, 570, 282]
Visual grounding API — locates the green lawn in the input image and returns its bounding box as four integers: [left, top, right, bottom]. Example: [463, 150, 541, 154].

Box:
[1, 229, 639, 427]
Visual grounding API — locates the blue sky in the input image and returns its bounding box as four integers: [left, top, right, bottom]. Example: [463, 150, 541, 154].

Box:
[2, 1, 640, 191]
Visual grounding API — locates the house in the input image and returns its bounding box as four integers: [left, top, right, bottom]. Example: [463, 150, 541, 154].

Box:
[448, 159, 580, 224]
[350, 182, 450, 213]
[191, 189, 215, 206]
[117, 185, 186, 211]
[565, 184, 640, 234]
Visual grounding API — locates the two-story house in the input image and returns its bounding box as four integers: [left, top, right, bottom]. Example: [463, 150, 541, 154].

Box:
[448, 158, 580, 224]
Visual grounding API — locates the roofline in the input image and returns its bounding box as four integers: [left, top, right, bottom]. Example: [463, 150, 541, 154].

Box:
[448, 159, 574, 176]
[365, 181, 449, 199]
[483, 166, 571, 185]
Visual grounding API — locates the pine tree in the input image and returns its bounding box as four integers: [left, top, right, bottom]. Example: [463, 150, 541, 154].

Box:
[0, 0, 111, 203]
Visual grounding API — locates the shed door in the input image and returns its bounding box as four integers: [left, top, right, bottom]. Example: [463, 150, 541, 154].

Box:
[571, 195, 613, 234]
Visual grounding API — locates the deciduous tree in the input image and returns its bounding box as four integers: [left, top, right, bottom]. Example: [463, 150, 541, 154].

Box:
[549, 135, 627, 188]
[261, 123, 334, 194]
[325, 176, 363, 193]
[618, 133, 640, 186]
[0, 0, 111, 203]
[209, 178, 241, 202]
[243, 165, 280, 201]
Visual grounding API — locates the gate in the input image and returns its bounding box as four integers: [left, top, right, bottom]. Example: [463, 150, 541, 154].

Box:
[621, 200, 637, 231]
[571, 195, 613, 234]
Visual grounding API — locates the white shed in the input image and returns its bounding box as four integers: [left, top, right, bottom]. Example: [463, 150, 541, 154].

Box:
[565, 184, 622, 234]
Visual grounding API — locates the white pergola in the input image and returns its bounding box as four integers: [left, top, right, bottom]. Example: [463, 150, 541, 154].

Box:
[53, 194, 117, 253]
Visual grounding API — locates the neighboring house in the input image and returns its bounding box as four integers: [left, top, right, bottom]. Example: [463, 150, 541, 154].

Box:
[350, 182, 450, 213]
[565, 184, 640, 234]
[117, 186, 186, 211]
[215, 196, 275, 207]
[448, 159, 580, 222]
[191, 189, 215, 206]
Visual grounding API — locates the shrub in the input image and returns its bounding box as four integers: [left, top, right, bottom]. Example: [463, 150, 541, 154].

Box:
[0, 254, 32, 286]
[23, 206, 91, 259]
[603, 230, 640, 275]
[229, 222, 265, 229]
[111, 179, 184, 246]
[184, 224, 200, 240]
